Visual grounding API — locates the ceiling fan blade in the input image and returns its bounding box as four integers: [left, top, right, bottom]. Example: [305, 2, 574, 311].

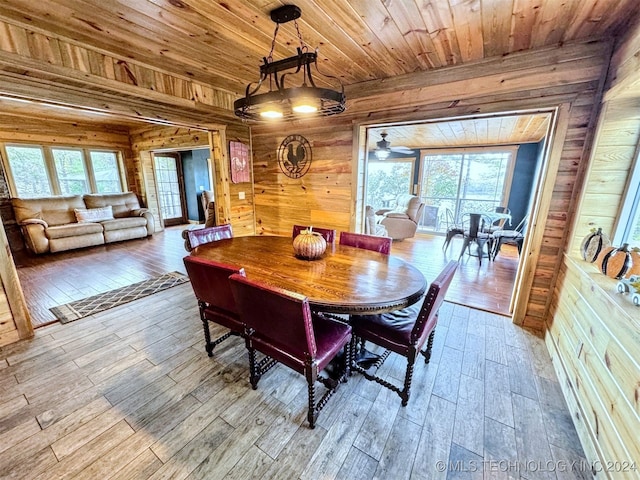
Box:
[390, 146, 414, 154]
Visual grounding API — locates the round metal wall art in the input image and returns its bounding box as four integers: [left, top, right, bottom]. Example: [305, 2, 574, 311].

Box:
[277, 134, 312, 178]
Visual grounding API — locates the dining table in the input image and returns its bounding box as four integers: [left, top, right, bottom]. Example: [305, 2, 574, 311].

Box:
[191, 235, 427, 315]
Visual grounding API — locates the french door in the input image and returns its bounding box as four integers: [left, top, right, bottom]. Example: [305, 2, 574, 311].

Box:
[418, 147, 516, 232]
[153, 153, 186, 226]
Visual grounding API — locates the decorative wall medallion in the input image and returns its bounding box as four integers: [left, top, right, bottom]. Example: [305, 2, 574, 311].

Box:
[277, 134, 312, 178]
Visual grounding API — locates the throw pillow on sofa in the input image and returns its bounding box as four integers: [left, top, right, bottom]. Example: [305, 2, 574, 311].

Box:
[74, 206, 114, 223]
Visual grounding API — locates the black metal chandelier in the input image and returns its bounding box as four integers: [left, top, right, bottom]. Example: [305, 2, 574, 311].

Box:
[233, 5, 346, 122]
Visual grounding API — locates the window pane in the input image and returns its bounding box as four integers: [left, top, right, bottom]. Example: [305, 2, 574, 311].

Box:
[420, 150, 512, 232]
[90, 151, 123, 193]
[52, 148, 89, 195]
[5, 146, 52, 197]
[366, 160, 413, 210]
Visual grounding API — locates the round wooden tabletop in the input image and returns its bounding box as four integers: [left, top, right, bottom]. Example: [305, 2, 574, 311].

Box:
[191, 236, 427, 314]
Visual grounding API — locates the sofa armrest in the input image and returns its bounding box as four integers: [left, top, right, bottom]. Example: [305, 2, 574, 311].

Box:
[19, 218, 49, 228]
[375, 208, 392, 215]
[20, 222, 50, 254]
[131, 208, 148, 216]
[383, 212, 410, 219]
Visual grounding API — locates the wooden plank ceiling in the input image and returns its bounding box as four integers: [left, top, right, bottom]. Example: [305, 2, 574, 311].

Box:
[0, 0, 637, 131]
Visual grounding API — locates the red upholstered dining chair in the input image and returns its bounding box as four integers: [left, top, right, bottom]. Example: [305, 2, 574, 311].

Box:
[183, 224, 233, 251]
[349, 260, 458, 406]
[339, 231, 392, 254]
[292, 225, 336, 243]
[183, 256, 244, 356]
[228, 273, 352, 429]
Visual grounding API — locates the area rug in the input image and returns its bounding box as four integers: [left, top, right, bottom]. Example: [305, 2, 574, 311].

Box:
[49, 271, 189, 324]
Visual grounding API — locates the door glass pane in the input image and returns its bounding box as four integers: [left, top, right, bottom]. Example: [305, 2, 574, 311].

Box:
[89, 151, 123, 193]
[420, 150, 512, 232]
[52, 148, 89, 195]
[154, 155, 183, 221]
[5, 145, 52, 197]
[366, 160, 413, 210]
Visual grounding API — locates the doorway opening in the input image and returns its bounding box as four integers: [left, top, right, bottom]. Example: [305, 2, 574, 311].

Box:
[151, 147, 213, 227]
[356, 109, 558, 318]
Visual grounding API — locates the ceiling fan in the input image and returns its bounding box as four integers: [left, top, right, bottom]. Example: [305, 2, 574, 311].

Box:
[374, 132, 414, 159]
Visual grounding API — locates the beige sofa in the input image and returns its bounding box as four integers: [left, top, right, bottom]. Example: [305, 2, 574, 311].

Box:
[376, 194, 425, 240]
[12, 192, 155, 254]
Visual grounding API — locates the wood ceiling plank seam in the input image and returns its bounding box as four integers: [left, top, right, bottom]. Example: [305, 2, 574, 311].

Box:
[65, 0, 263, 87]
[142, 0, 362, 87]
[179, 0, 369, 83]
[352, 0, 432, 71]
[0, 8, 247, 94]
[598, 0, 640, 38]
[128, 0, 357, 85]
[530, 0, 567, 48]
[299, 0, 414, 77]
[560, 0, 599, 39]
[382, 0, 444, 69]
[510, 0, 540, 52]
[292, 0, 399, 79]
[475, 118, 489, 144]
[481, 0, 515, 57]
[450, 0, 485, 63]
[415, 0, 463, 66]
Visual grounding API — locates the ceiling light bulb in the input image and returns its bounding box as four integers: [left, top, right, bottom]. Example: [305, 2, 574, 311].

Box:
[259, 105, 284, 119]
[375, 149, 390, 160]
[292, 97, 319, 114]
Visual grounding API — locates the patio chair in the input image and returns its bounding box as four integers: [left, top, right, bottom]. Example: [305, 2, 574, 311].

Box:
[183, 256, 245, 356]
[349, 261, 458, 405]
[492, 215, 528, 260]
[442, 209, 465, 252]
[458, 213, 492, 266]
[228, 273, 352, 428]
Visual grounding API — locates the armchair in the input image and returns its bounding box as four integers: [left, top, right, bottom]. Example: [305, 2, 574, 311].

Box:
[375, 194, 425, 240]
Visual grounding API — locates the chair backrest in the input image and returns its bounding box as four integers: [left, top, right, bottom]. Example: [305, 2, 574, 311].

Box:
[183, 256, 244, 315]
[493, 206, 511, 227]
[292, 225, 336, 244]
[201, 190, 216, 228]
[467, 213, 484, 238]
[185, 224, 233, 251]
[228, 273, 316, 359]
[392, 194, 424, 223]
[339, 231, 392, 254]
[411, 260, 458, 344]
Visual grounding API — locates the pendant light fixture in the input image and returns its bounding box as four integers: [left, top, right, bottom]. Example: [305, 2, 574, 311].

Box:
[233, 5, 346, 122]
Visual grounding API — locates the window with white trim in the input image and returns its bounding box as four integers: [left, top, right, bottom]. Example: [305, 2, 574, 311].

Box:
[614, 153, 640, 246]
[2, 144, 125, 198]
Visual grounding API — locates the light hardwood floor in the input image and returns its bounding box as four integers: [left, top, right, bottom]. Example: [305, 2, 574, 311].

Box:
[0, 280, 589, 479]
[14, 227, 520, 328]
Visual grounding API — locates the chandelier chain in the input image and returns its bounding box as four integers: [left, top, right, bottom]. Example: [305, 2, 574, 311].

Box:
[294, 20, 307, 52]
[267, 23, 279, 63]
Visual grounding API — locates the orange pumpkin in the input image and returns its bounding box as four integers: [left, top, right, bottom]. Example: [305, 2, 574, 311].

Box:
[624, 246, 640, 278]
[598, 243, 632, 279]
[293, 228, 327, 260]
[580, 227, 611, 263]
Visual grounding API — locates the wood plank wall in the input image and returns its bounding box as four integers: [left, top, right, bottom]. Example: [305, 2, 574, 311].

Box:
[129, 123, 254, 236]
[251, 39, 612, 331]
[548, 17, 640, 476]
[0, 18, 236, 125]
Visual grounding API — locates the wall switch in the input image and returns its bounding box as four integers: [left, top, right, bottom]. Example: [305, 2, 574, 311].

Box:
[239, 191, 245, 200]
